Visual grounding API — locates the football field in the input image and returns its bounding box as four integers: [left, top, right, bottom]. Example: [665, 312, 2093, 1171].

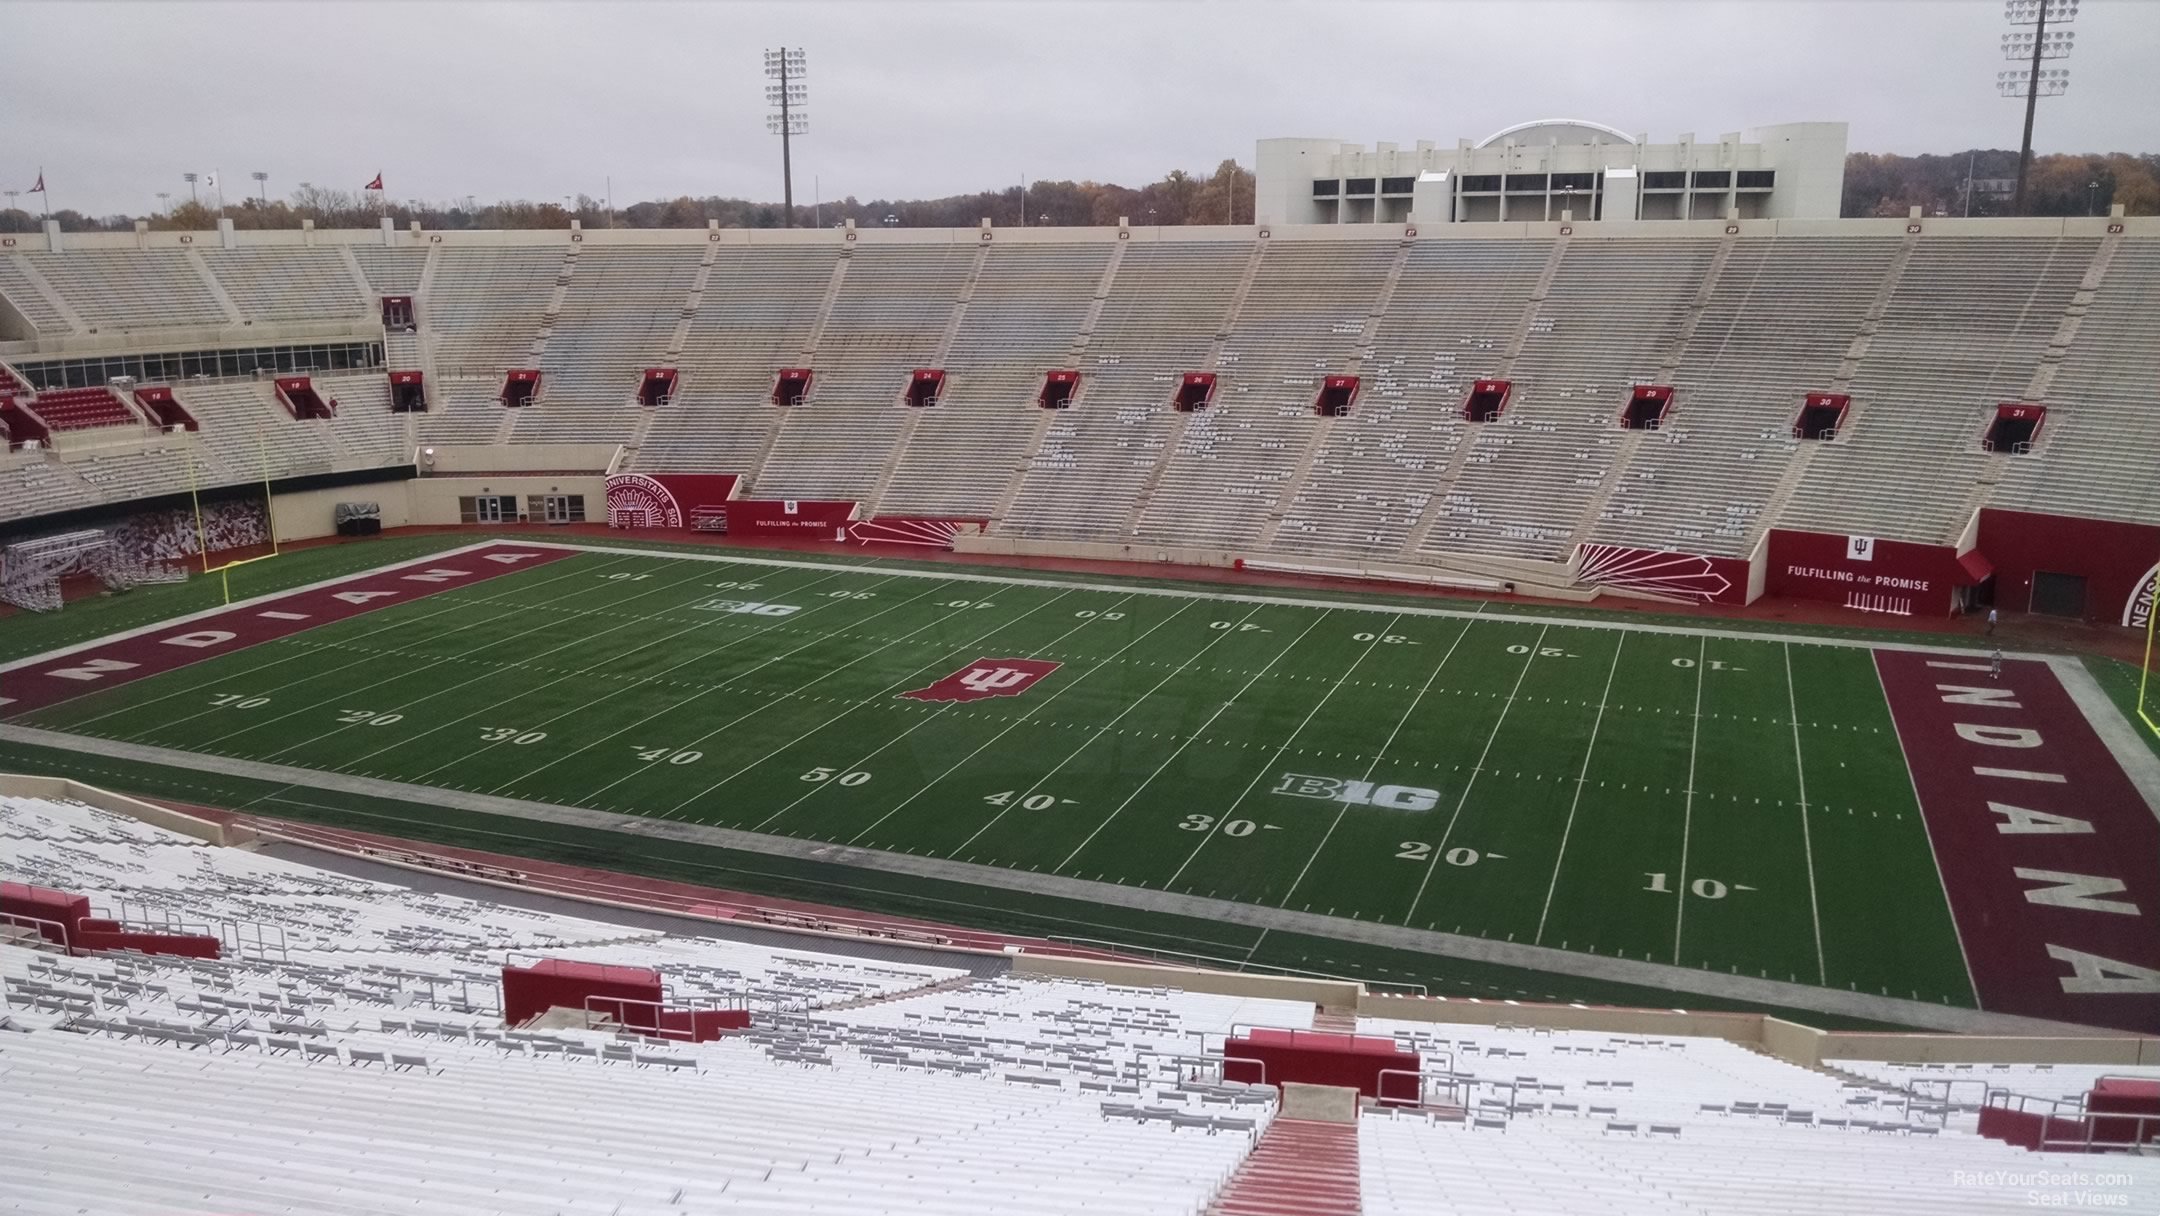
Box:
[9, 538, 2158, 1031]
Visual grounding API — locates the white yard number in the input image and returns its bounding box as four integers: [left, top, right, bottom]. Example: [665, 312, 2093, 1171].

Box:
[209, 693, 269, 709]
[635, 747, 704, 765]
[1075, 610, 1125, 620]
[1507, 645, 1570, 657]
[1177, 815, 1255, 837]
[1670, 657, 1735, 670]
[1644, 873, 1732, 899]
[1209, 620, 1264, 631]
[481, 727, 547, 745]
[1397, 842, 1481, 866]
[601, 572, 651, 582]
[801, 767, 872, 786]
[1354, 632, 1410, 644]
[984, 790, 1061, 810]
[710, 581, 763, 591]
[825, 590, 876, 600]
[337, 709, 404, 726]
[943, 600, 996, 610]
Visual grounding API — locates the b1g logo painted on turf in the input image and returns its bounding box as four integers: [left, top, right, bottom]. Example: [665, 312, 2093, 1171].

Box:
[1273, 773, 1440, 812]
[900, 658, 1060, 703]
[692, 598, 800, 616]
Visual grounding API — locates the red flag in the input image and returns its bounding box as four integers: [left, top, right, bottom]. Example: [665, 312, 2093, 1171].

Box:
[364, 173, 383, 191]
[28, 174, 44, 193]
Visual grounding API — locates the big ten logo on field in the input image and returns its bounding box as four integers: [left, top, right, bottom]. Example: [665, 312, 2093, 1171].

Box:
[691, 598, 800, 616]
[1272, 772, 1440, 812]
[900, 658, 1061, 703]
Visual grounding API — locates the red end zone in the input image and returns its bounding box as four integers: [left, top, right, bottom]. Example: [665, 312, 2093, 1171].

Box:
[0, 543, 573, 718]
[1875, 649, 2160, 1034]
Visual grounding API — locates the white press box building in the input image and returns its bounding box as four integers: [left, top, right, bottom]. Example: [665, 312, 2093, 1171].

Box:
[1255, 119, 1848, 226]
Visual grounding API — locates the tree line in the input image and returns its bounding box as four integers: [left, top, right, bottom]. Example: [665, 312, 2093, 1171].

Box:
[0, 151, 2150, 234]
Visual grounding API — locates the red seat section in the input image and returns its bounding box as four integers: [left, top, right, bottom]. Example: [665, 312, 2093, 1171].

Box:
[2087, 1077, 2160, 1148]
[27, 386, 140, 432]
[0, 362, 27, 393]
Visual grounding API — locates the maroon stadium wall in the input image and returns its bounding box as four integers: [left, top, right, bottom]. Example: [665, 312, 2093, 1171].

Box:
[726, 499, 858, 540]
[1573, 543, 1753, 606]
[1764, 529, 1977, 617]
[1976, 509, 2160, 625]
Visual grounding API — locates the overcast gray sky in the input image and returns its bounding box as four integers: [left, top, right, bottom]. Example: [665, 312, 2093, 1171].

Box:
[4, 0, 2157, 217]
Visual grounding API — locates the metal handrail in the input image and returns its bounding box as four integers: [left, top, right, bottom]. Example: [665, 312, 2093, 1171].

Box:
[0, 911, 72, 952]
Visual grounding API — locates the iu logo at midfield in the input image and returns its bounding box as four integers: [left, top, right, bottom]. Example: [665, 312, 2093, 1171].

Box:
[900, 658, 1060, 703]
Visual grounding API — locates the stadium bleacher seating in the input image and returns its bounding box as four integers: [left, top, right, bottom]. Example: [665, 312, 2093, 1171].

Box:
[19, 386, 138, 432]
[0, 226, 2155, 580]
[6, 791, 2158, 1213]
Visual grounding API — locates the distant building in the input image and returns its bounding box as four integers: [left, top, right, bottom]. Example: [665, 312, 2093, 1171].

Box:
[1255, 120, 1848, 225]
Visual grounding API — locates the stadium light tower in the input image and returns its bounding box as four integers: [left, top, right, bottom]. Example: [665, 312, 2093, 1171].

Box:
[765, 47, 808, 228]
[182, 172, 198, 204]
[2001, 0, 2077, 216]
[251, 171, 268, 205]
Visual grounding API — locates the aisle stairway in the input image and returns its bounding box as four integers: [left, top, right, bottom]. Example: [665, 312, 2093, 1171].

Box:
[1207, 1118, 1361, 1216]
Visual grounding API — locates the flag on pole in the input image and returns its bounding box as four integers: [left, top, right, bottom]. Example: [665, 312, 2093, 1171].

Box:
[364, 173, 383, 191]
[28, 172, 44, 193]
[203, 171, 219, 192]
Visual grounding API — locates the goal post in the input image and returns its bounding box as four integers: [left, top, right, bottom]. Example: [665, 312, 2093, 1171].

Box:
[185, 426, 282, 603]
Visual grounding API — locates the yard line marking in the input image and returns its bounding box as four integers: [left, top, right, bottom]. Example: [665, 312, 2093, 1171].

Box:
[1274, 614, 1480, 909]
[52, 553, 637, 731]
[1045, 604, 1330, 872]
[1784, 641, 1828, 986]
[1405, 623, 1549, 927]
[1870, 651, 1983, 1007]
[1670, 636, 1707, 966]
[1163, 612, 1404, 892]
[1061, 610, 1329, 875]
[490, 578, 972, 799]
[497, 539, 2045, 662]
[968, 601, 1272, 850]
[664, 588, 1088, 821]
[245, 565, 743, 760]
[439, 575, 943, 790]
[1536, 631, 1627, 945]
[189, 556, 719, 748]
[836, 595, 1188, 848]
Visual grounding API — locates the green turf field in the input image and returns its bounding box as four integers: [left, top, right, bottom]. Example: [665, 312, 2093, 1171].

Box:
[8, 540, 1983, 1010]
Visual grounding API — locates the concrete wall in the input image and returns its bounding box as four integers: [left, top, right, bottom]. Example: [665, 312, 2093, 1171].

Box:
[1012, 953, 1357, 1012]
[270, 473, 605, 541]
[421, 443, 619, 474]
[0, 773, 244, 846]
